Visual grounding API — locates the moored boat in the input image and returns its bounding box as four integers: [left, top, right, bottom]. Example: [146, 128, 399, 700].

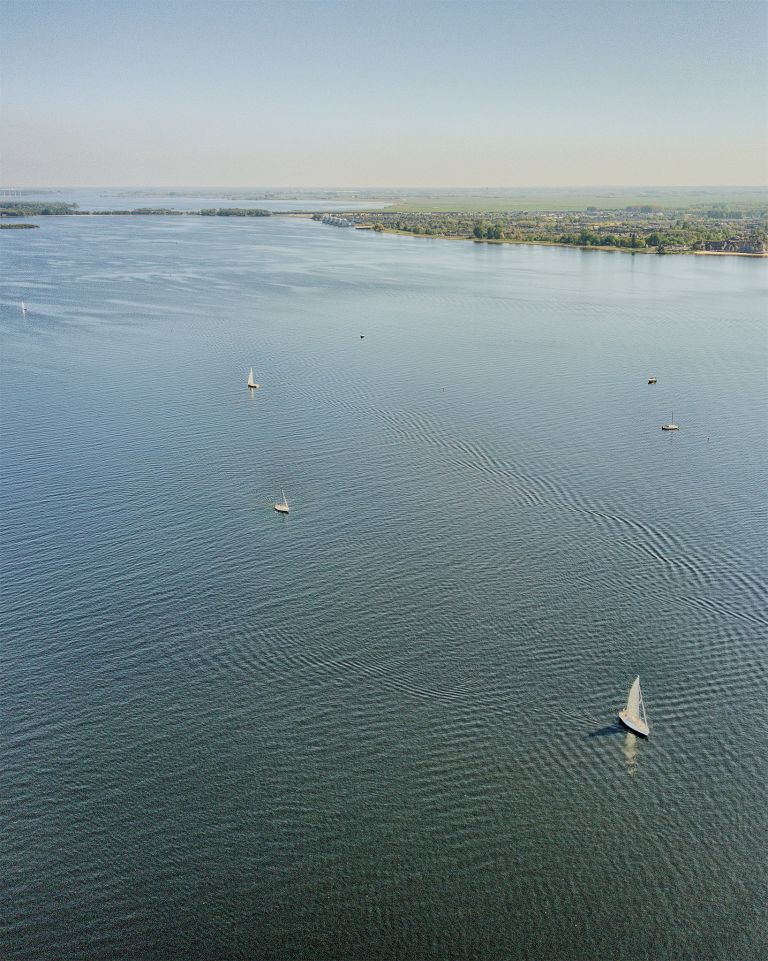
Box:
[661, 412, 679, 430]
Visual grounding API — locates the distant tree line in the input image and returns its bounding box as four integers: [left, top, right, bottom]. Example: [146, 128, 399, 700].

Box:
[200, 208, 272, 217]
[115, 208, 184, 215]
[0, 202, 79, 216]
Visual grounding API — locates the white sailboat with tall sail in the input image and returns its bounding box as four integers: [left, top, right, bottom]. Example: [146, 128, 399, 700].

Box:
[247, 367, 260, 389]
[618, 676, 650, 737]
[21, 301, 27, 315]
[274, 489, 289, 514]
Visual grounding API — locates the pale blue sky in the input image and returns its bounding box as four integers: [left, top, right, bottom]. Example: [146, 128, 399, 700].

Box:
[2, 0, 766, 187]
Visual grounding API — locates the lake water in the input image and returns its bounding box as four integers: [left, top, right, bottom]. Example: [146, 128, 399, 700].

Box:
[2, 215, 766, 961]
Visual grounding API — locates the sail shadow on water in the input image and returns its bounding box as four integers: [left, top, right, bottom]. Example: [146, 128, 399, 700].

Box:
[587, 722, 622, 739]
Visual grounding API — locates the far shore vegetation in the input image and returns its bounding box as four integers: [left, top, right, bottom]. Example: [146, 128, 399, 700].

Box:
[315, 209, 767, 255]
[313, 191, 768, 255]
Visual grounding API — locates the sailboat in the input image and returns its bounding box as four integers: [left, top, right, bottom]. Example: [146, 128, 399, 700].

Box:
[647, 375, 657, 384]
[274, 489, 289, 514]
[618, 676, 650, 737]
[21, 301, 27, 315]
[661, 412, 679, 431]
[247, 367, 260, 389]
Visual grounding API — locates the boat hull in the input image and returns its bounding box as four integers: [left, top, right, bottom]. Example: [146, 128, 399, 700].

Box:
[618, 710, 649, 737]
[661, 425, 678, 431]
[274, 505, 289, 514]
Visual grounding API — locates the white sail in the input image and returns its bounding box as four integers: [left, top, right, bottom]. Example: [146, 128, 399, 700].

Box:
[626, 676, 641, 717]
[247, 367, 259, 388]
[637, 683, 647, 726]
[274, 487, 290, 513]
[619, 675, 649, 736]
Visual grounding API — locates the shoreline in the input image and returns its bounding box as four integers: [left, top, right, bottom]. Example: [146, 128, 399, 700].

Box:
[371, 226, 768, 258]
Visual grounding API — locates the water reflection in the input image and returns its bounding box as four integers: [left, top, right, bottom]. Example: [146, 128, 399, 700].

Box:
[622, 731, 639, 776]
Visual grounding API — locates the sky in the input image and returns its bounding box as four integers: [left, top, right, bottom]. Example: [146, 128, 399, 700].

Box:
[1, 0, 767, 188]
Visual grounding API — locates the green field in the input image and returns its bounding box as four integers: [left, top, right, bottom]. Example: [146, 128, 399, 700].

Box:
[382, 187, 768, 213]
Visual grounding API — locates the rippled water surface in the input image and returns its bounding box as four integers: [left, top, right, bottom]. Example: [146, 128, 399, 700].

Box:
[2, 216, 766, 961]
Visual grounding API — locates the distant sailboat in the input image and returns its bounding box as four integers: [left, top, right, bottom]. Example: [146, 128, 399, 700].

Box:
[247, 367, 260, 389]
[21, 301, 27, 315]
[274, 488, 289, 514]
[618, 676, 650, 737]
[647, 375, 657, 384]
[661, 412, 679, 431]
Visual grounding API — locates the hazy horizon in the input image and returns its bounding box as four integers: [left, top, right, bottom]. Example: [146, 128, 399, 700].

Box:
[9, 184, 768, 192]
[2, 0, 766, 189]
